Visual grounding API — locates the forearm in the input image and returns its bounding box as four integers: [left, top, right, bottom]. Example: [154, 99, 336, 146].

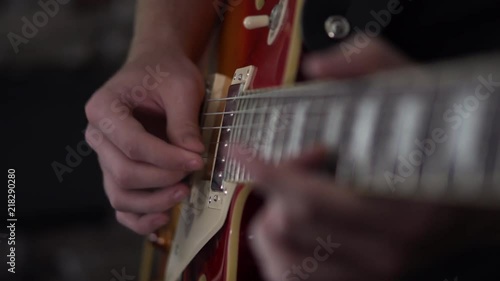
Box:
[128, 0, 217, 62]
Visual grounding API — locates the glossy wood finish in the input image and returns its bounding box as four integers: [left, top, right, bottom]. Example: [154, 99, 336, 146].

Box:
[218, 0, 301, 88]
[180, 0, 303, 280]
[141, 0, 303, 280]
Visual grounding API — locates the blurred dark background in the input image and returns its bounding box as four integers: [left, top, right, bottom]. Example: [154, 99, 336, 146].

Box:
[2, 1, 144, 280]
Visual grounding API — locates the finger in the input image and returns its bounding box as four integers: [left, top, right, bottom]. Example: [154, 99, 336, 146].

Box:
[160, 78, 205, 153]
[234, 150, 360, 210]
[250, 210, 301, 281]
[103, 173, 189, 214]
[286, 146, 330, 169]
[91, 128, 188, 188]
[252, 205, 357, 281]
[302, 37, 411, 79]
[85, 93, 204, 171]
[116, 211, 169, 235]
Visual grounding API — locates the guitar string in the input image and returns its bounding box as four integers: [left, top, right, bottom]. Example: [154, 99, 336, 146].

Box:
[196, 70, 481, 130]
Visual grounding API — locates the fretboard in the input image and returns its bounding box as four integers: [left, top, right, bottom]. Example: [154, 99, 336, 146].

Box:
[218, 54, 500, 206]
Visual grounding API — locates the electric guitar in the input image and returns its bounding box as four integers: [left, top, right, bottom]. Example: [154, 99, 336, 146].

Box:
[139, 1, 500, 281]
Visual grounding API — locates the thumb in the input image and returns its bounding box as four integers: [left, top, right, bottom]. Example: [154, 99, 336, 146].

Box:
[302, 37, 411, 79]
[161, 79, 205, 153]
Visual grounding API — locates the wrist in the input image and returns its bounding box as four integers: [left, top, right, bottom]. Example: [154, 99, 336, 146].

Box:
[126, 31, 186, 64]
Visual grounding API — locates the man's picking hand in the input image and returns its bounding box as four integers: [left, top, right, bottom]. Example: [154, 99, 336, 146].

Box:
[85, 48, 205, 234]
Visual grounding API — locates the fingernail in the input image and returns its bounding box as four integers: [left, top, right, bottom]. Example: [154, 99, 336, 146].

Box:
[174, 189, 188, 201]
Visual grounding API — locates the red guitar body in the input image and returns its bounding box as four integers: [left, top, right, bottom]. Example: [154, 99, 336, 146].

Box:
[180, 1, 303, 280]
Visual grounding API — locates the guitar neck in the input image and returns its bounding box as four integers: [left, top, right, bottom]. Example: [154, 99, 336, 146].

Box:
[220, 54, 500, 206]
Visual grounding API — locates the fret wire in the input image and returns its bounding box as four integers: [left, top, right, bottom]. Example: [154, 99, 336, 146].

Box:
[224, 93, 241, 180]
[255, 97, 270, 162]
[232, 93, 243, 181]
[303, 97, 313, 149]
[203, 57, 500, 205]
[286, 101, 310, 157]
[236, 95, 252, 180]
[234, 92, 249, 181]
[246, 98, 261, 175]
[369, 94, 399, 192]
[452, 95, 488, 197]
[223, 96, 238, 182]
[236, 94, 249, 181]
[298, 101, 311, 156]
[301, 97, 323, 149]
[203, 83, 352, 102]
[270, 102, 281, 165]
[202, 124, 267, 130]
[322, 98, 346, 148]
[263, 97, 280, 163]
[272, 102, 290, 165]
[419, 86, 460, 197]
[201, 96, 352, 121]
[243, 98, 259, 180]
[202, 109, 328, 118]
[317, 96, 329, 146]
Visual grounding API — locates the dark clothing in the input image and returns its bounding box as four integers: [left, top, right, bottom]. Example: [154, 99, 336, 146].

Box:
[302, 1, 500, 280]
[302, 0, 500, 62]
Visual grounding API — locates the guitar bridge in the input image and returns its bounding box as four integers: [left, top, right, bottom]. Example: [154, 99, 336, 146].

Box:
[211, 66, 256, 191]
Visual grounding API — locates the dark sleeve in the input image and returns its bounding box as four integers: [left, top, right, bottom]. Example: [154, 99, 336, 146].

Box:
[302, 0, 500, 62]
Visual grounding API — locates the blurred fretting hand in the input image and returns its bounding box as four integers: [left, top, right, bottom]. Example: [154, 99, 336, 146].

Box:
[241, 38, 500, 281]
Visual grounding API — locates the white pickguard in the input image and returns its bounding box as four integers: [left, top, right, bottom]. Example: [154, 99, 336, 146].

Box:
[165, 180, 237, 281]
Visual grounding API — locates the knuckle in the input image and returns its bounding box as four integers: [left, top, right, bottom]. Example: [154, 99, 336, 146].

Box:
[166, 74, 202, 99]
[84, 99, 95, 119]
[144, 220, 162, 234]
[112, 163, 134, 188]
[108, 191, 126, 211]
[84, 95, 104, 123]
[84, 127, 94, 147]
[167, 171, 188, 184]
[84, 126, 101, 149]
[115, 211, 126, 225]
[122, 139, 141, 160]
[134, 226, 152, 236]
[148, 195, 172, 213]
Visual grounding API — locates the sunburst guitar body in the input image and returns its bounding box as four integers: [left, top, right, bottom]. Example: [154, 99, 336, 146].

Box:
[140, 1, 305, 281]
